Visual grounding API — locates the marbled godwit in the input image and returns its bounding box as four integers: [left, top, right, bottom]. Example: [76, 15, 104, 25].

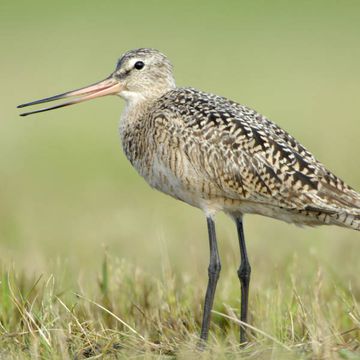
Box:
[18, 48, 360, 344]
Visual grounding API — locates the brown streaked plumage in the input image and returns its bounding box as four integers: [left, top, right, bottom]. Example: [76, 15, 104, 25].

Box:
[18, 48, 360, 345]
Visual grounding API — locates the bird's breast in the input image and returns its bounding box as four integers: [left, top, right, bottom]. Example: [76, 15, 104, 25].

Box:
[118, 114, 224, 212]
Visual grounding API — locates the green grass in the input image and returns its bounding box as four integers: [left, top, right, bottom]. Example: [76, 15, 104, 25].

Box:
[0, 255, 359, 359]
[1, 0, 360, 358]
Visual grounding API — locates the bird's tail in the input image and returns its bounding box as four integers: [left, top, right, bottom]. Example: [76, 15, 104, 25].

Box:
[330, 212, 360, 231]
[327, 190, 360, 230]
[315, 176, 360, 231]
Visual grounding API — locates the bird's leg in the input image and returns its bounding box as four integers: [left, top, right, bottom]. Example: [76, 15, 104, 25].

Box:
[235, 217, 251, 344]
[199, 216, 221, 343]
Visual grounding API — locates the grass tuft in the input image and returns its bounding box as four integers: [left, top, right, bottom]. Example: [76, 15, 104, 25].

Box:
[0, 255, 359, 359]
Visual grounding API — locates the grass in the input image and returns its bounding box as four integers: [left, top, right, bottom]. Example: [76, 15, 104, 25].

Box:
[1, 252, 359, 359]
[1, 0, 360, 358]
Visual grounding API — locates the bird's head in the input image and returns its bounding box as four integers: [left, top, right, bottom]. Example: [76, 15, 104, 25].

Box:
[114, 48, 176, 103]
[18, 48, 176, 116]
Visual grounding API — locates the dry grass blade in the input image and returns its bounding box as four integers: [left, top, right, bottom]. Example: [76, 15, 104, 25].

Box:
[6, 275, 52, 348]
[73, 292, 159, 348]
[348, 312, 360, 328]
[56, 296, 93, 346]
[212, 309, 292, 351]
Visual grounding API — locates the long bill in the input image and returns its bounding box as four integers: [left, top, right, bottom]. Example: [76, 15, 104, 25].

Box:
[17, 76, 121, 116]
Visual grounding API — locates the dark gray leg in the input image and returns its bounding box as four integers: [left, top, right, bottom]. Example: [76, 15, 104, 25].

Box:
[235, 217, 251, 344]
[199, 216, 221, 342]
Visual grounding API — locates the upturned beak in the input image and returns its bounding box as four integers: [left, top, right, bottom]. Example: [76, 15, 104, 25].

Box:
[17, 76, 121, 116]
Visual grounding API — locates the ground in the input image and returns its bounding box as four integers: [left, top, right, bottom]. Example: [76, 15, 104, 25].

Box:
[1, 245, 359, 359]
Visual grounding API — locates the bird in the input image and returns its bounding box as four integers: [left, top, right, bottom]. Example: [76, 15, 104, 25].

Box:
[18, 48, 360, 344]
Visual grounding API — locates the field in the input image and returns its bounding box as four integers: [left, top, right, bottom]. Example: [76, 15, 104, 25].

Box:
[1, 1, 360, 358]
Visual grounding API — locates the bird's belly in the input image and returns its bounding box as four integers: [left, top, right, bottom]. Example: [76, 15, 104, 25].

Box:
[129, 150, 276, 216]
[143, 157, 207, 208]
[130, 155, 331, 226]
[130, 152, 224, 212]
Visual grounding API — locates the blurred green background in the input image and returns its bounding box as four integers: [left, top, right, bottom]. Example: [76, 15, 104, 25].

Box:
[1, 0, 359, 291]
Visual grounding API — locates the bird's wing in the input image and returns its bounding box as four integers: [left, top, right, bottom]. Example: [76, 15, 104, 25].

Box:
[154, 88, 360, 215]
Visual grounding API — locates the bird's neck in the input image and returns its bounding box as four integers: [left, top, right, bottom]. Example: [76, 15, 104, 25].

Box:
[121, 85, 175, 106]
[120, 85, 174, 123]
[120, 92, 157, 122]
[118, 92, 162, 168]
[119, 91, 160, 136]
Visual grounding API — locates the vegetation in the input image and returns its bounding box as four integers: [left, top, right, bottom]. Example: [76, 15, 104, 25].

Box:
[1, 253, 359, 359]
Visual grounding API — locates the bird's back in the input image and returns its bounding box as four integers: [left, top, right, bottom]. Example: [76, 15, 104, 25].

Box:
[122, 87, 360, 230]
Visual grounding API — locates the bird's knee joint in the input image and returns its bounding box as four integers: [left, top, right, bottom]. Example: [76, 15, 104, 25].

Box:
[208, 261, 221, 276]
[237, 263, 251, 280]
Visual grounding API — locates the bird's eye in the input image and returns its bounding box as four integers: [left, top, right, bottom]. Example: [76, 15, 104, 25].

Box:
[134, 61, 145, 70]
